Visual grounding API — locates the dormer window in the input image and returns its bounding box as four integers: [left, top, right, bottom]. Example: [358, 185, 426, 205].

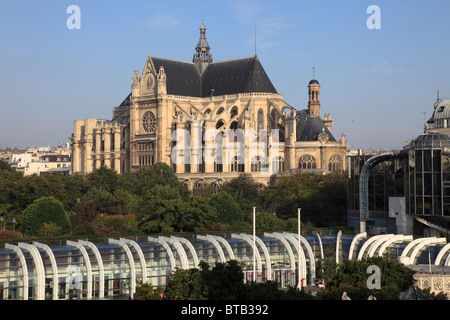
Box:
[438, 106, 445, 112]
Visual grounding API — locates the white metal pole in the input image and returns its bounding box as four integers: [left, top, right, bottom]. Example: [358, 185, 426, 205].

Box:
[428, 246, 432, 274]
[297, 208, 301, 289]
[253, 207, 256, 282]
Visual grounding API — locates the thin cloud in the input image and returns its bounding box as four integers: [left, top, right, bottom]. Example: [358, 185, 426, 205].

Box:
[147, 13, 183, 29]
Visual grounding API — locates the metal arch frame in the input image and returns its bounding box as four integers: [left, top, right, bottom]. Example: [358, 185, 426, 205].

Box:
[78, 240, 105, 298]
[67, 240, 93, 299]
[446, 253, 450, 266]
[264, 232, 296, 282]
[359, 152, 395, 232]
[231, 234, 262, 278]
[160, 236, 189, 269]
[399, 237, 432, 264]
[335, 230, 342, 264]
[274, 232, 307, 285]
[367, 234, 398, 257]
[408, 237, 447, 265]
[254, 236, 272, 281]
[172, 236, 199, 268]
[33, 241, 59, 300]
[435, 242, 450, 266]
[119, 238, 148, 283]
[232, 233, 272, 281]
[148, 236, 176, 271]
[375, 235, 413, 258]
[348, 232, 367, 260]
[5, 243, 29, 300]
[196, 235, 226, 263]
[312, 231, 324, 262]
[18, 242, 45, 300]
[209, 235, 235, 260]
[284, 232, 316, 284]
[356, 234, 394, 260]
[108, 238, 136, 299]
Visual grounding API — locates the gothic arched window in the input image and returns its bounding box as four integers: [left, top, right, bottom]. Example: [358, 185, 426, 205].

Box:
[299, 155, 317, 169]
[251, 155, 266, 172]
[272, 156, 285, 173]
[257, 109, 264, 132]
[328, 154, 341, 172]
[231, 156, 245, 172]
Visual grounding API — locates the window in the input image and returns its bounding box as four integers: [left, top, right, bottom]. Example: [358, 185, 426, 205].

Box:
[214, 160, 223, 173]
[299, 155, 316, 169]
[251, 156, 266, 172]
[272, 156, 285, 173]
[142, 111, 156, 133]
[231, 156, 244, 172]
[328, 154, 341, 172]
[257, 109, 264, 132]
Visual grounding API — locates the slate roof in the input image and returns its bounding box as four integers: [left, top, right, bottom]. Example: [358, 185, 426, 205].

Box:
[152, 55, 277, 98]
[296, 109, 336, 142]
[118, 55, 277, 106]
[201, 56, 277, 97]
[152, 57, 202, 97]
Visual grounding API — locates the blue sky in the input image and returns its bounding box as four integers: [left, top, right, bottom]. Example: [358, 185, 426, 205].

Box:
[1, 0, 449, 151]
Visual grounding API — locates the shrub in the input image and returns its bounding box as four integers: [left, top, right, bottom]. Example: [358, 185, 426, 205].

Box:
[20, 196, 72, 236]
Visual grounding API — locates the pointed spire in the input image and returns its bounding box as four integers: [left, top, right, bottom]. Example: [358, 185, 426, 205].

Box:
[193, 21, 213, 74]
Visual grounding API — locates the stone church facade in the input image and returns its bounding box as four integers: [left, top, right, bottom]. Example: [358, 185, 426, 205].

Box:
[71, 23, 348, 190]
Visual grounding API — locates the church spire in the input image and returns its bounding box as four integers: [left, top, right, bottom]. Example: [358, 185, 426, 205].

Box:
[193, 21, 213, 74]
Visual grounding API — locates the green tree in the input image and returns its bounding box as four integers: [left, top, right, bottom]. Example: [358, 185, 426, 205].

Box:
[85, 166, 120, 193]
[124, 163, 189, 198]
[262, 171, 347, 226]
[20, 196, 72, 236]
[209, 191, 244, 224]
[164, 268, 207, 300]
[199, 260, 245, 300]
[319, 256, 415, 300]
[135, 281, 164, 300]
[220, 174, 260, 214]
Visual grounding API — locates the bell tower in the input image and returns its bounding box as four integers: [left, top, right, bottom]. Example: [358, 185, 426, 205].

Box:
[193, 21, 213, 75]
[308, 68, 321, 117]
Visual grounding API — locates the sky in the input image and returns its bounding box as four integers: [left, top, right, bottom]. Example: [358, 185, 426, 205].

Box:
[1, 0, 450, 151]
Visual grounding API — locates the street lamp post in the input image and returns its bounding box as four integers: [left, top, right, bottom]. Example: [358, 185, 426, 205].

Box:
[297, 208, 302, 289]
[0, 216, 3, 231]
[253, 207, 256, 282]
[12, 217, 16, 231]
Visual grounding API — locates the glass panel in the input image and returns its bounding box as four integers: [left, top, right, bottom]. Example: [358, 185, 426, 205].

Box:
[415, 150, 422, 172]
[423, 150, 431, 172]
[424, 173, 432, 195]
[424, 197, 432, 215]
[433, 150, 441, 172]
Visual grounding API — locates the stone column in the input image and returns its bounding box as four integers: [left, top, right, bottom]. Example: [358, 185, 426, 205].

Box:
[104, 128, 111, 168]
[95, 130, 101, 169]
[114, 127, 121, 173]
[190, 120, 202, 174]
[175, 122, 186, 174]
[204, 120, 215, 173]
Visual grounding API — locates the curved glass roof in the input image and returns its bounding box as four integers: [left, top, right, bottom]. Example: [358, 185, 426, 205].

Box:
[408, 131, 450, 149]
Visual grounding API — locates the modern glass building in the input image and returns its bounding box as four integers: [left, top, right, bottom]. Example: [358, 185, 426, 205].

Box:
[347, 131, 450, 235]
[0, 233, 324, 300]
[405, 131, 450, 216]
[1, 232, 448, 300]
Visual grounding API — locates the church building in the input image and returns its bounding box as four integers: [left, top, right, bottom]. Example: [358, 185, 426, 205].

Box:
[71, 23, 348, 190]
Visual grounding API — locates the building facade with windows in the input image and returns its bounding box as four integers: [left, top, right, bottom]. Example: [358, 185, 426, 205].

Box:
[71, 23, 348, 189]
